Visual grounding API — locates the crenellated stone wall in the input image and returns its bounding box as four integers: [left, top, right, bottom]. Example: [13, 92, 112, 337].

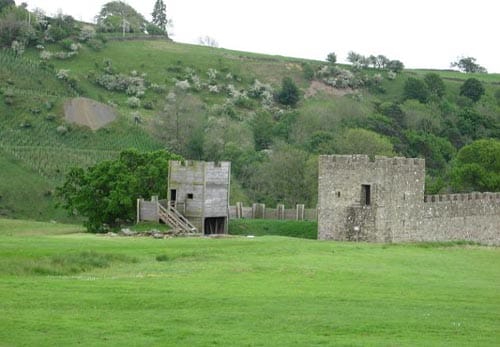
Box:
[318, 155, 500, 245]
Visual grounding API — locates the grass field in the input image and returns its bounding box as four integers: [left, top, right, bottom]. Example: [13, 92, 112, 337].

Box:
[0, 218, 498, 346]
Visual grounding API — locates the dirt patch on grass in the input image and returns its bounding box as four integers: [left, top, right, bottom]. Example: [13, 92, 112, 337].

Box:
[305, 80, 355, 98]
[64, 97, 117, 130]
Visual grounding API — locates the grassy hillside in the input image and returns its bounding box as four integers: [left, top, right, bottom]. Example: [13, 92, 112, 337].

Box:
[1, 38, 499, 221]
[0, 219, 499, 346]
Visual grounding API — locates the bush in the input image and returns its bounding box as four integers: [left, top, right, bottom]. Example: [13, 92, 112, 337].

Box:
[403, 77, 429, 103]
[127, 96, 141, 108]
[459, 78, 485, 103]
[276, 77, 300, 107]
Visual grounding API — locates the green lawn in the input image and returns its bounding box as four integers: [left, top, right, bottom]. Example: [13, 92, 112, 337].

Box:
[0, 219, 499, 346]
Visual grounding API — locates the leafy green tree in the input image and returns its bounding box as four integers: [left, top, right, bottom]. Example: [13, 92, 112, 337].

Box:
[252, 111, 274, 150]
[459, 78, 485, 103]
[404, 130, 455, 173]
[451, 56, 487, 73]
[57, 149, 182, 232]
[387, 59, 404, 73]
[347, 51, 362, 65]
[403, 77, 429, 103]
[451, 139, 500, 192]
[249, 145, 317, 207]
[424, 73, 446, 98]
[151, 0, 167, 32]
[376, 55, 389, 69]
[335, 128, 395, 158]
[0, 5, 33, 46]
[326, 52, 337, 64]
[0, 0, 14, 13]
[276, 77, 300, 107]
[96, 1, 147, 33]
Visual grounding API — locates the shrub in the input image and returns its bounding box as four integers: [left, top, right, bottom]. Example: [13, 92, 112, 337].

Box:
[276, 77, 300, 107]
[56, 69, 70, 80]
[126, 96, 141, 108]
[403, 77, 429, 103]
[78, 26, 95, 42]
[56, 125, 68, 134]
[459, 78, 485, 103]
[40, 50, 52, 60]
[87, 38, 104, 51]
[175, 79, 190, 90]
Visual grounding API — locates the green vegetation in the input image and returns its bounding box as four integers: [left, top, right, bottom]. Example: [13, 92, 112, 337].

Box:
[0, 219, 499, 345]
[229, 219, 318, 239]
[451, 139, 500, 192]
[0, 2, 499, 223]
[57, 149, 181, 232]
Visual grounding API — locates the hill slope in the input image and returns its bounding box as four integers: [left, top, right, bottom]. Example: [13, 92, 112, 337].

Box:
[0, 39, 499, 221]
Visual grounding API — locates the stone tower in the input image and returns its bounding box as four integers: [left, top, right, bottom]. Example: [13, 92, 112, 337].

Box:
[168, 160, 231, 235]
[318, 155, 425, 242]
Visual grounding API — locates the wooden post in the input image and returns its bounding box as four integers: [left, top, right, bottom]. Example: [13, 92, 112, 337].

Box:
[236, 202, 243, 219]
[151, 196, 159, 222]
[136, 198, 143, 224]
[277, 204, 285, 220]
[296, 204, 305, 221]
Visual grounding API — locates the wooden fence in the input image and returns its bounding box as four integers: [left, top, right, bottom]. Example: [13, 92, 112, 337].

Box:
[229, 203, 317, 221]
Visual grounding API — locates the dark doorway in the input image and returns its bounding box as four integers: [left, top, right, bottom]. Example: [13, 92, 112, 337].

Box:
[361, 185, 371, 206]
[204, 217, 226, 235]
[170, 189, 177, 202]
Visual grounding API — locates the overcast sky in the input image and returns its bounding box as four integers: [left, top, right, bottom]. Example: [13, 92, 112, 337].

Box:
[24, 0, 500, 73]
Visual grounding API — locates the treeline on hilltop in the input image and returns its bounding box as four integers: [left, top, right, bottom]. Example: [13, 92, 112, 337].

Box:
[0, 0, 168, 55]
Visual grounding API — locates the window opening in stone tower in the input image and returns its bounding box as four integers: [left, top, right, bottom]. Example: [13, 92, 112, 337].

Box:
[361, 185, 371, 206]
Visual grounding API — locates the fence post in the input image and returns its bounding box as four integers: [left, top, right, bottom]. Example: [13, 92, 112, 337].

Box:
[252, 203, 265, 219]
[136, 198, 143, 224]
[277, 204, 285, 220]
[151, 196, 159, 222]
[236, 202, 243, 219]
[296, 204, 305, 221]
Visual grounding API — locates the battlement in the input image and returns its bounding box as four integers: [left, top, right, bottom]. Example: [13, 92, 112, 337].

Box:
[424, 192, 500, 203]
[320, 155, 425, 168]
[318, 155, 500, 245]
[171, 160, 229, 169]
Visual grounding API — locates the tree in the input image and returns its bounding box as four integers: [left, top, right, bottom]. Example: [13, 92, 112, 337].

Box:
[386, 59, 404, 73]
[151, 0, 167, 31]
[326, 52, 336, 64]
[96, 1, 147, 33]
[403, 77, 429, 103]
[0, 4, 33, 46]
[249, 145, 317, 207]
[404, 130, 455, 173]
[424, 73, 446, 98]
[451, 56, 487, 73]
[376, 55, 389, 69]
[347, 51, 362, 65]
[335, 128, 395, 158]
[154, 91, 205, 157]
[252, 111, 274, 150]
[460, 78, 485, 103]
[56, 149, 182, 232]
[276, 77, 300, 107]
[0, 0, 14, 13]
[451, 139, 500, 192]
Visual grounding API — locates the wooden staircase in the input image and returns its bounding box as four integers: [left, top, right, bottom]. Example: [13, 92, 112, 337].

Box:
[158, 203, 198, 234]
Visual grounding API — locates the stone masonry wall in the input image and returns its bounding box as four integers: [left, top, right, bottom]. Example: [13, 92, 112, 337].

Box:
[318, 155, 500, 245]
